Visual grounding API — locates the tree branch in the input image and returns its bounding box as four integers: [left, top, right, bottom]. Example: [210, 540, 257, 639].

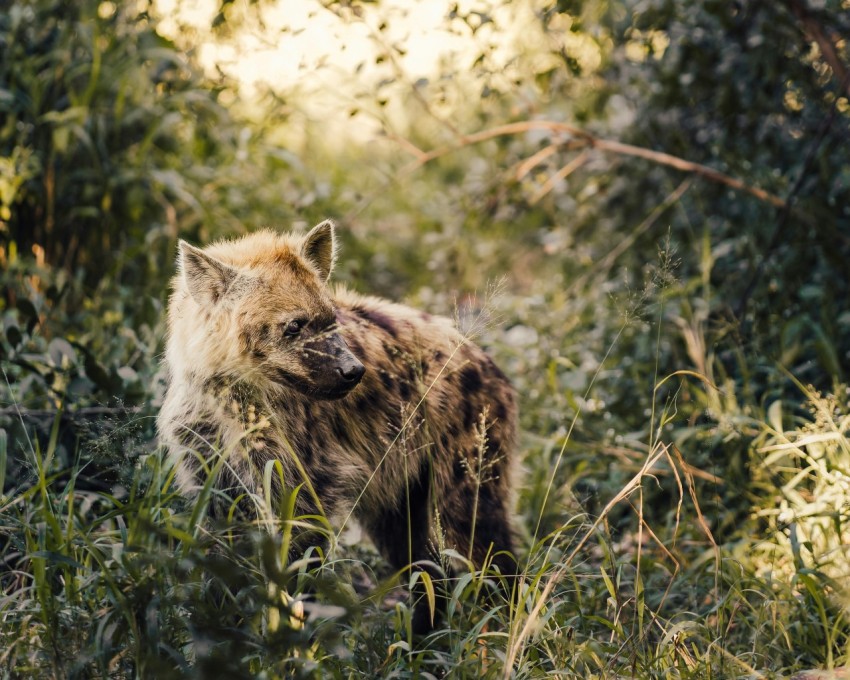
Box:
[786, 0, 850, 98]
[529, 150, 591, 204]
[394, 119, 788, 209]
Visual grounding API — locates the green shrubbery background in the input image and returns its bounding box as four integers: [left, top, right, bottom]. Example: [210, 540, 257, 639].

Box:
[1, 0, 849, 677]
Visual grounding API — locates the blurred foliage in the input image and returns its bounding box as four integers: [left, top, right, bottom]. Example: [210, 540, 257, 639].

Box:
[0, 0, 333, 285]
[1, 0, 850, 676]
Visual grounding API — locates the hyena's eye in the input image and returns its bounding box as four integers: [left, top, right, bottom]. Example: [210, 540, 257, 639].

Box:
[283, 319, 305, 337]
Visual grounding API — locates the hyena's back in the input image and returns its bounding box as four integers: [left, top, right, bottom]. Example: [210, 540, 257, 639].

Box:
[326, 290, 517, 565]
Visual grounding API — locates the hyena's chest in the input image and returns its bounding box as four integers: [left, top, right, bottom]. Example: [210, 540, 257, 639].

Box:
[292, 394, 429, 508]
[184, 363, 453, 523]
[309, 383, 420, 449]
[208, 387, 421, 515]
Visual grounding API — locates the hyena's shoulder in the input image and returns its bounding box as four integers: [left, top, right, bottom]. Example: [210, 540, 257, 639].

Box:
[332, 287, 462, 350]
[330, 285, 516, 420]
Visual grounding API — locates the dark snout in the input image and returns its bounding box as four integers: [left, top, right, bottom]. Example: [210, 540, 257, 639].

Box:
[336, 355, 365, 384]
[268, 329, 365, 399]
[308, 332, 365, 399]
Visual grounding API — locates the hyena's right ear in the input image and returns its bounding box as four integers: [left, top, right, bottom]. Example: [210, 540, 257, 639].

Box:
[178, 240, 237, 306]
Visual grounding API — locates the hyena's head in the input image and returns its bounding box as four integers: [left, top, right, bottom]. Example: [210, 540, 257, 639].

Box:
[168, 220, 364, 399]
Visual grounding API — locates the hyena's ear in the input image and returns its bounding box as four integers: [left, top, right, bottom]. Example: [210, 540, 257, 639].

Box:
[178, 240, 238, 306]
[301, 219, 337, 281]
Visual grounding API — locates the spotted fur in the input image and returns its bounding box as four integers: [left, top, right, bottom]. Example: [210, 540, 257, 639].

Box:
[157, 220, 518, 631]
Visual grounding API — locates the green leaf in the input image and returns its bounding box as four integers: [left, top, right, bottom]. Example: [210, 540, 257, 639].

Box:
[83, 354, 112, 391]
[16, 298, 39, 332]
[48, 338, 76, 368]
[29, 550, 86, 570]
[5, 325, 22, 349]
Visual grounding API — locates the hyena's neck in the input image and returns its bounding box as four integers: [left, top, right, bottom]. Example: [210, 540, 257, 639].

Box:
[195, 372, 305, 434]
[196, 373, 265, 420]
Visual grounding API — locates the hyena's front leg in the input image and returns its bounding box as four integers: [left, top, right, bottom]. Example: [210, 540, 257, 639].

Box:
[361, 467, 449, 634]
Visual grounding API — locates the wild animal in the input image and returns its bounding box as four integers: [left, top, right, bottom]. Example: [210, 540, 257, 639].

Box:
[157, 220, 518, 632]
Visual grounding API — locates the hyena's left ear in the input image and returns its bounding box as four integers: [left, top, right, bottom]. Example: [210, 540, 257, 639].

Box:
[302, 219, 337, 282]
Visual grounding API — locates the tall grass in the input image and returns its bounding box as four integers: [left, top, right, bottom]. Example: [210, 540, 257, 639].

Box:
[1, 238, 848, 678]
[3, 327, 849, 678]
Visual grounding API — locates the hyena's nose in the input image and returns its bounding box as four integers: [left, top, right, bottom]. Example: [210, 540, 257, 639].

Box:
[337, 359, 365, 384]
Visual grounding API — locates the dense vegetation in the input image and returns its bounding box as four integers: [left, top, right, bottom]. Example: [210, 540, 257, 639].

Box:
[1, 0, 849, 677]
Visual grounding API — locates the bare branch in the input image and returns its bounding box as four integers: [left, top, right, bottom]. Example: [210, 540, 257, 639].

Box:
[514, 143, 559, 180]
[394, 119, 788, 209]
[529, 150, 590, 205]
[383, 133, 428, 162]
[590, 138, 786, 208]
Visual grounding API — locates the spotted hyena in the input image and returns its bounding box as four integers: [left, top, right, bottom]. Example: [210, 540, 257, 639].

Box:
[157, 220, 517, 632]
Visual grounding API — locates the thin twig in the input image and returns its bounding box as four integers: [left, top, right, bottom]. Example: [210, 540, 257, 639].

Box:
[384, 133, 428, 162]
[514, 143, 560, 180]
[566, 178, 692, 296]
[591, 137, 787, 207]
[0, 406, 143, 419]
[529, 150, 590, 204]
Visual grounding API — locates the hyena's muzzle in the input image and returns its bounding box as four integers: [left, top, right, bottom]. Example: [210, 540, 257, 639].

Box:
[282, 331, 365, 399]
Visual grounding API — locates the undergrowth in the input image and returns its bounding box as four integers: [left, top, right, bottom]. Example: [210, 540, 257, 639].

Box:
[2, 272, 849, 678]
[2, 0, 849, 676]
